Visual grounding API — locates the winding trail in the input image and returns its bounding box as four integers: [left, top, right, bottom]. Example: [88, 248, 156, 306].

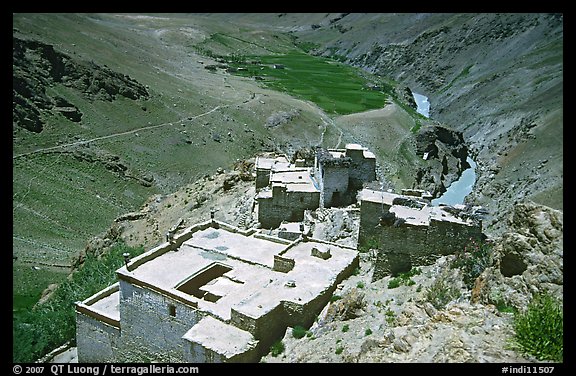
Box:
[13, 93, 262, 160]
[13, 105, 224, 159]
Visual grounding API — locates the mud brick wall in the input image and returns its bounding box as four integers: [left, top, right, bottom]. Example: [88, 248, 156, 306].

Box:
[371, 219, 483, 281]
[258, 189, 319, 228]
[319, 165, 349, 207]
[76, 313, 120, 362]
[117, 281, 205, 362]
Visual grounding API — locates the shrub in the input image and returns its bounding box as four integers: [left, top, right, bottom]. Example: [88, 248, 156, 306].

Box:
[365, 328, 373, 336]
[451, 238, 492, 289]
[342, 324, 349, 333]
[335, 346, 344, 355]
[330, 295, 342, 303]
[388, 278, 400, 289]
[425, 277, 461, 310]
[512, 294, 563, 362]
[358, 235, 380, 253]
[13, 242, 145, 363]
[292, 325, 307, 339]
[385, 309, 396, 325]
[270, 340, 285, 357]
[357, 281, 365, 289]
[388, 267, 421, 289]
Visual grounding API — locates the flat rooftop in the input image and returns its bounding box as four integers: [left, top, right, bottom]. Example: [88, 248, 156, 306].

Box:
[361, 188, 473, 226]
[183, 316, 257, 360]
[89, 290, 121, 321]
[360, 188, 401, 206]
[268, 169, 319, 193]
[109, 223, 357, 322]
[345, 143, 376, 159]
[255, 155, 290, 171]
[327, 149, 347, 159]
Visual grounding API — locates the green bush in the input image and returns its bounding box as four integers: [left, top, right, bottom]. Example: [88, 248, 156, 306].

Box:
[513, 294, 563, 362]
[451, 238, 492, 289]
[342, 324, 349, 333]
[358, 235, 380, 253]
[365, 328, 373, 336]
[13, 242, 144, 363]
[330, 294, 342, 302]
[335, 346, 344, 355]
[388, 267, 421, 289]
[425, 277, 461, 310]
[292, 325, 308, 339]
[357, 281, 365, 289]
[385, 309, 396, 325]
[270, 340, 285, 357]
[388, 279, 401, 289]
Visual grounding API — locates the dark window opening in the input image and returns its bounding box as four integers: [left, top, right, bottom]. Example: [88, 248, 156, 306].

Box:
[168, 304, 176, 317]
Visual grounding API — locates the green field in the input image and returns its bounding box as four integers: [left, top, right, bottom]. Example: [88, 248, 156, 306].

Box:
[227, 52, 393, 115]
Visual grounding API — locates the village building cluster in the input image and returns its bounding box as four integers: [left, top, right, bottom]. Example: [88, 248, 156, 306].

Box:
[256, 144, 376, 228]
[76, 143, 485, 362]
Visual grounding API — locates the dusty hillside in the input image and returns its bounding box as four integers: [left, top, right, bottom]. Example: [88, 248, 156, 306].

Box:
[13, 13, 563, 364]
[209, 13, 563, 234]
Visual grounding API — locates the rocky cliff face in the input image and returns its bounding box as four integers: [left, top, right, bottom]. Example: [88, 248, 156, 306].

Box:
[13, 36, 149, 133]
[413, 125, 469, 197]
[283, 12, 562, 235]
[472, 201, 563, 311]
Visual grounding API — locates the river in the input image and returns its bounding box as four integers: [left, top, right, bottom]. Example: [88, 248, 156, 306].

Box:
[412, 91, 476, 206]
[412, 92, 430, 118]
[432, 157, 477, 206]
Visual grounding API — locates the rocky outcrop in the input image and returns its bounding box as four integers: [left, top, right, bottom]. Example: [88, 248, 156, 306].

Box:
[310, 207, 359, 248]
[13, 36, 149, 133]
[45, 145, 155, 187]
[471, 201, 563, 311]
[413, 125, 469, 197]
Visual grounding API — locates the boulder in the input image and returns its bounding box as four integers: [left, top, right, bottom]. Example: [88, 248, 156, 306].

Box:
[471, 201, 563, 310]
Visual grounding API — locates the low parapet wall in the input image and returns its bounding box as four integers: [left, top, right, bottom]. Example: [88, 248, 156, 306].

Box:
[371, 216, 483, 280]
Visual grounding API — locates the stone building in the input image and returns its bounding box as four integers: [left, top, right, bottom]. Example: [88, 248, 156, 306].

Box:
[76, 219, 358, 363]
[256, 144, 376, 228]
[358, 188, 484, 281]
[255, 154, 291, 189]
[256, 168, 320, 229]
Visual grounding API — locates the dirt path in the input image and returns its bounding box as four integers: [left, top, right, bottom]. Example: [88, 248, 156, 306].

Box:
[13, 93, 263, 160]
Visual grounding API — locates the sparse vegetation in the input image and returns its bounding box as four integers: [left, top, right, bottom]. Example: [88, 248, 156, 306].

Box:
[451, 238, 492, 289]
[358, 235, 380, 253]
[385, 309, 396, 325]
[270, 340, 285, 357]
[292, 325, 308, 339]
[330, 294, 342, 303]
[335, 346, 344, 355]
[365, 328, 373, 336]
[342, 324, 350, 333]
[425, 277, 461, 310]
[13, 242, 145, 363]
[512, 294, 563, 362]
[388, 267, 421, 289]
[356, 281, 365, 289]
[388, 279, 400, 289]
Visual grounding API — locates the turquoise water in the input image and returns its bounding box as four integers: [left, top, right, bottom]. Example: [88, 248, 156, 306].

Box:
[432, 157, 477, 206]
[413, 92, 430, 118]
